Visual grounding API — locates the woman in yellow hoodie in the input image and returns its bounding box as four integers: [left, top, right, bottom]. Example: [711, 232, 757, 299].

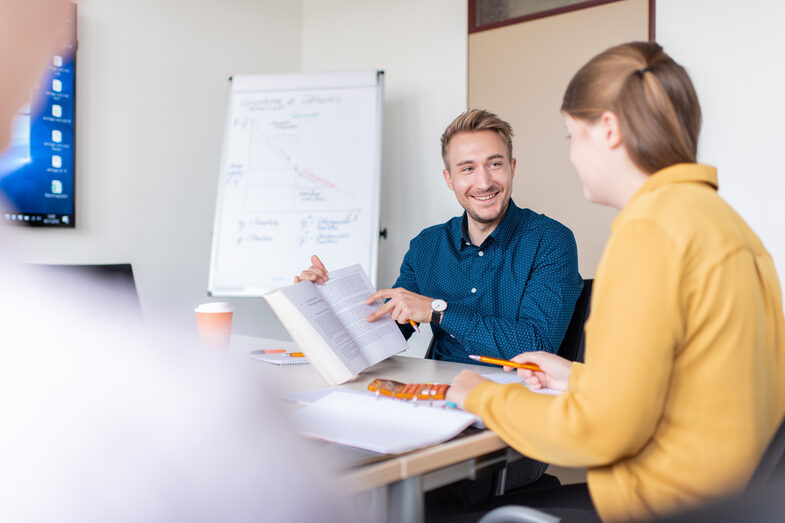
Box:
[447, 41, 785, 522]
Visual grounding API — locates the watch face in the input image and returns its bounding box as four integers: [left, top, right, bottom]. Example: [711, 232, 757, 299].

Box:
[431, 299, 447, 312]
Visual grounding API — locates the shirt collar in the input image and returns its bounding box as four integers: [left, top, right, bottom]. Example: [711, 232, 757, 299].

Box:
[458, 199, 521, 249]
[614, 163, 718, 228]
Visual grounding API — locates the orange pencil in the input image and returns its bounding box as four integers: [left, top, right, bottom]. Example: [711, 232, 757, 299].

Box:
[289, 352, 306, 358]
[261, 349, 287, 354]
[468, 354, 542, 372]
[409, 320, 420, 333]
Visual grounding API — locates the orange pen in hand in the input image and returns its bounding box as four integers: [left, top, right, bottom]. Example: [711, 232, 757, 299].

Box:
[468, 354, 542, 372]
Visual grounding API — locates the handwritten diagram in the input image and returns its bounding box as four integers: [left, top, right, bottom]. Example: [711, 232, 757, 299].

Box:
[208, 72, 382, 295]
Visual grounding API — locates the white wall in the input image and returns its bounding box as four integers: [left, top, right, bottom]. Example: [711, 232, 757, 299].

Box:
[301, 0, 468, 354]
[657, 0, 785, 289]
[301, 0, 468, 288]
[7, 1, 469, 343]
[7, 0, 302, 338]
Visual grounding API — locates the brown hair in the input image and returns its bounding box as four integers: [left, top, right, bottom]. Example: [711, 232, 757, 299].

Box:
[561, 41, 701, 174]
[441, 109, 514, 170]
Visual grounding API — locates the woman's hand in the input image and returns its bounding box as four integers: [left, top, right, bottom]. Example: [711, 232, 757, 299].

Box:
[505, 352, 572, 392]
[446, 370, 490, 410]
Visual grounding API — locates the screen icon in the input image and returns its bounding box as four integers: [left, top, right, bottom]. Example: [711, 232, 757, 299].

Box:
[52, 79, 62, 92]
[51, 180, 63, 194]
[52, 130, 62, 143]
[53, 55, 63, 67]
[62, 215, 70, 225]
[52, 104, 62, 117]
[51, 155, 62, 168]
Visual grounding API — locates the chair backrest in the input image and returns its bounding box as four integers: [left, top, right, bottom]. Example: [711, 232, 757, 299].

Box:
[556, 279, 593, 363]
[747, 412, 785, 491]
[425, 335, 435, 360]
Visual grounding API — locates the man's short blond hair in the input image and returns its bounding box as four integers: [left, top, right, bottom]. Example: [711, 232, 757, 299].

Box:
[440, 109, 514, 170]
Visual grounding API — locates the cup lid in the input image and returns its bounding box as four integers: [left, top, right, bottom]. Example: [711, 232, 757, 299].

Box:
[195, 301, 233, 313]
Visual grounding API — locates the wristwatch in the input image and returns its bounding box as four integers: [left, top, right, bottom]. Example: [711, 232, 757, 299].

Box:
[430, 299, 448, 324]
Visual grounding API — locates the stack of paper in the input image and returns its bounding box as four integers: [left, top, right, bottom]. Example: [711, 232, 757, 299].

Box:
[291, 390, 477, 454]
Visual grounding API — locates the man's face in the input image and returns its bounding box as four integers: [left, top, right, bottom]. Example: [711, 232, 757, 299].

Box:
[443, 130, 515, 226]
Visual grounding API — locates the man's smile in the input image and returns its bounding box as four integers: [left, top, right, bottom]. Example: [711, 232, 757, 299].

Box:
[471, 191, 499, 202]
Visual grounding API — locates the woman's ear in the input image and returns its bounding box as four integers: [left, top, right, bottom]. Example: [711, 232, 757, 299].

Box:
[599, 110, 623, 149]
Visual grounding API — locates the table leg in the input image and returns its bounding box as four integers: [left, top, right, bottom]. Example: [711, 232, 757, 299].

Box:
[387, 475, 424, 523]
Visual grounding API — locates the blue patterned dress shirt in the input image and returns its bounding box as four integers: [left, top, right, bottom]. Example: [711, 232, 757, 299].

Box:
[393, 200, 582, 365]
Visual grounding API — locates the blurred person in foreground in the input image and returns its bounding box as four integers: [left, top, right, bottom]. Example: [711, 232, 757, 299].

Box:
[0, 2, 348, 521]
[447, 41, 785, 522]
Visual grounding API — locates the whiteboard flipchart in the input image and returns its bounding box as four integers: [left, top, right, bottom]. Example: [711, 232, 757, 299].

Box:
[208, 71, 384, 296]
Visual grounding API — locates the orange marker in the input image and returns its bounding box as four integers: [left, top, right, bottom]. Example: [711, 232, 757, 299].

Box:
[289, 352, 306, 358]
[261, 349, 287, 354]
[409, 320, 420, 333]
[468, 354, 542, 372]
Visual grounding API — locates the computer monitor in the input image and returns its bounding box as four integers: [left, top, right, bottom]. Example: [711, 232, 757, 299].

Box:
[0, 3, 77, 227]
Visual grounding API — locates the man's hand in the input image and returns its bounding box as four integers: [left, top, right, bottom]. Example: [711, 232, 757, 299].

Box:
[504, 351, 572, 392]
[446, 370, 490, 410]
[366, 287, 434, 324]
[294, 255, 328, 285]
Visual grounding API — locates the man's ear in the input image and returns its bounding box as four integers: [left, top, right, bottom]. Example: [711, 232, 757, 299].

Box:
[510, 157, 516, 179]
[600, 110, 623, 149]
[443, 169, 454, 191]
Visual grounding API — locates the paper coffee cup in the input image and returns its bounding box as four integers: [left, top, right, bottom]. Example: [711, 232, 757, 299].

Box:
[195, 302, 233, 350]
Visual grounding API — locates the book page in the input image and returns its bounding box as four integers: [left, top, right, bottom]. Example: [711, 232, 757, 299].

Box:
[278, 281, 367, 376]
[317, 264, 407, 367]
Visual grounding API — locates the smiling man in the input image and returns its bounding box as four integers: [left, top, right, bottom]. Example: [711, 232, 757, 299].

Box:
[297, 109, 581, 364]
[294, 110, 584, 508]
[368, 108, 583, 364]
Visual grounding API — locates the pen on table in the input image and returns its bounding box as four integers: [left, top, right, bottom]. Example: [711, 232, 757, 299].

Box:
[260, 349, 287, 354]
[289, 352, 306, 358]
[468, 354, 542, 372]
[409, 320, 420, 333]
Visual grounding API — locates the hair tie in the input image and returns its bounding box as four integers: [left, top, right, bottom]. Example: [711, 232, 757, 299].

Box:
[636, 66, 652, 78]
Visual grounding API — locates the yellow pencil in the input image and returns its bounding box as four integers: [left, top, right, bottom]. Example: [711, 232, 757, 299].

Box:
[468, 354, 542, 372]
[409, 320, 420, 333]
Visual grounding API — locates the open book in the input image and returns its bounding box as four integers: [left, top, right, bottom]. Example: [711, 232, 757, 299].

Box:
[264, 264, 408, 385]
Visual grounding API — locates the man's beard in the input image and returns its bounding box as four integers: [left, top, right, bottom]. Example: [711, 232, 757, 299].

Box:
[465, 199, 509, 224]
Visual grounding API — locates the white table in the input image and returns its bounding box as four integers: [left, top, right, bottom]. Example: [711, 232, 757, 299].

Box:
[231, 335, 525, 523]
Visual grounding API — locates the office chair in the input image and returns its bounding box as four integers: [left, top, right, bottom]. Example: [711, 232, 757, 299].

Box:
[556, 279, 593, 363]
[477, 505, 560, 523]
[747, 411, 785, 491]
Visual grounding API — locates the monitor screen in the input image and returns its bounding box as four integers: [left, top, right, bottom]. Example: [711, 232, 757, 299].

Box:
[0, 5, 77, 227]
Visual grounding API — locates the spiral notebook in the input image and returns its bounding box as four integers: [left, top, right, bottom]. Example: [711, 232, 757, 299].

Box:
[250, 350, 310, 366]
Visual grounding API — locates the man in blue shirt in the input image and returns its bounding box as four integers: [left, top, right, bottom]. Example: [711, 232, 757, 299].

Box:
[297, 110, 583, 509]
[365, 109, 582, 363]
[298, 109, 581, 364]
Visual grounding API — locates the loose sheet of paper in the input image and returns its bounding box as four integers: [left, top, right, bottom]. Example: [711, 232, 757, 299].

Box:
[482, 373, 562, 395]
[291, 390, 477, 454]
